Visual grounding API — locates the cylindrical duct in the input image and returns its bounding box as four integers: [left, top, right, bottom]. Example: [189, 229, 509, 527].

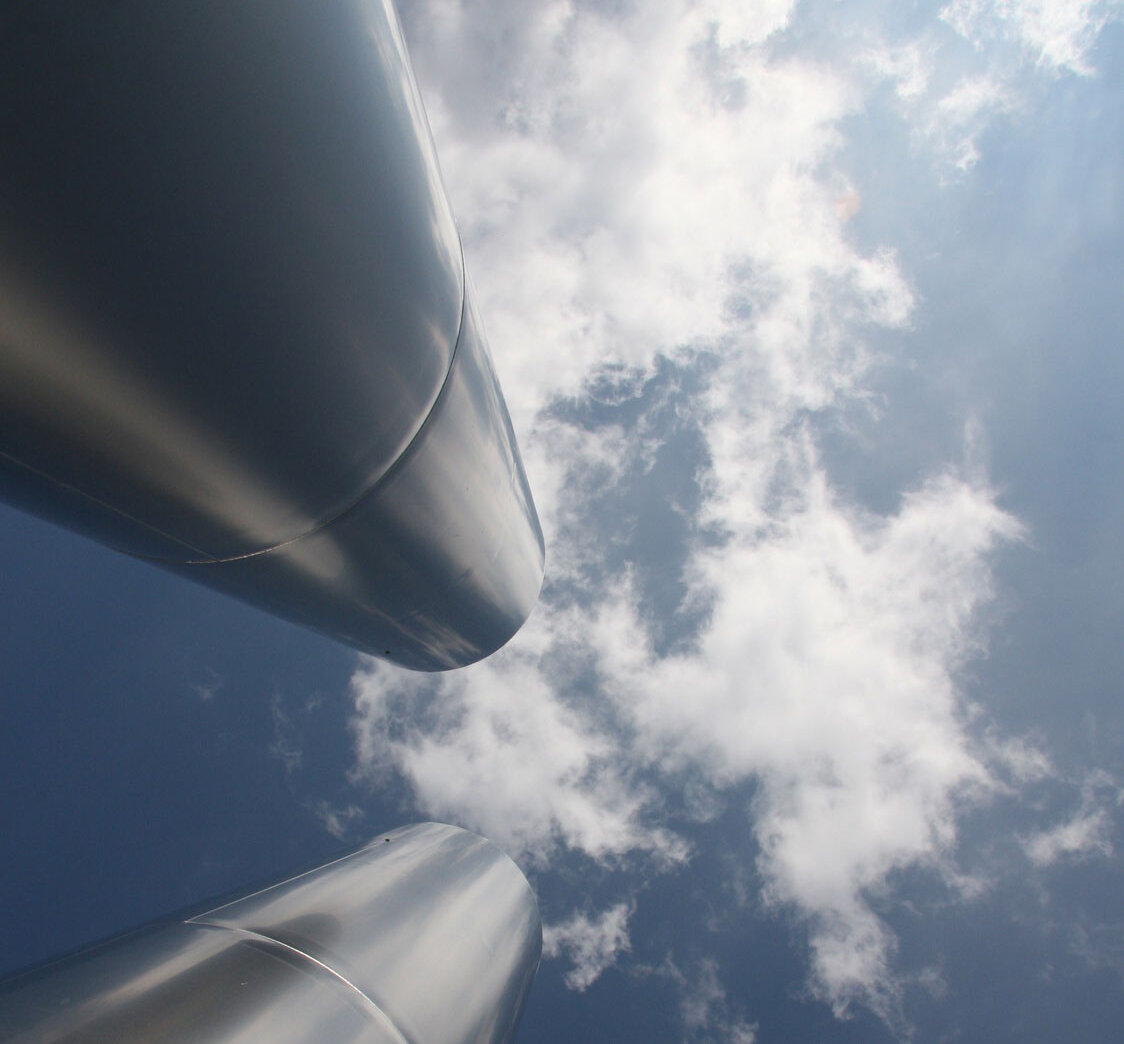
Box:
[0, 1, 543, 669]
[0, 823, 542, 1044]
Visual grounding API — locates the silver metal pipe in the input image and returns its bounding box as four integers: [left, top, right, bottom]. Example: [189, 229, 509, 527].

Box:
[0, 824, 542, 1044]
[0, 0, 543, 669]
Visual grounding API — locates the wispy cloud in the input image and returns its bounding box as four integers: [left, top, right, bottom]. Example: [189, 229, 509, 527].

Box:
[855, 0, 1124, 174]
[268, 692, 303, 777]
[942, 0, 1124, 74]
[189, 669, 224, 703]
[543, 902, 634, 990]
[647, 956, 759, 1043]
[1023, 770, 1121, 866]
[312, 800, 366, 841]
[1026, 807, 1113, 865]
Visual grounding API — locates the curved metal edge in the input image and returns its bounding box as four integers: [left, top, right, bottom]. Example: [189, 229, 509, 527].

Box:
[192, 823, 542, 1044]
[157, 243, 472, 569]
[193, 924, 413, 1044]
[166, 288, 545, 671]
[0, 824, 542, 1044]
[0, 0, 466, 563]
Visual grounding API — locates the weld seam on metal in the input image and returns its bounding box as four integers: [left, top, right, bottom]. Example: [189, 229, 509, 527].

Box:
[139, 243, 470, 567]
[190, 922, 414, 1044]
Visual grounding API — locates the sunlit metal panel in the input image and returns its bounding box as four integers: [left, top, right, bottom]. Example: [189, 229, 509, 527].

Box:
[0, 824, 542, 1044]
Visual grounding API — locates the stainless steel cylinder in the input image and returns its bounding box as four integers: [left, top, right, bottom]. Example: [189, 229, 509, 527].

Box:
[0, 823, 542, 1044]
[0, 1, 544, 669]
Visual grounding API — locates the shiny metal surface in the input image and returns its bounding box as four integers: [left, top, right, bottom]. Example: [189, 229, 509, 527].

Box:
[185, 288, 545, 671]
[0, 0, 462, 561]
[0, 824, 542, 1044]
[0, 1, 542, 669]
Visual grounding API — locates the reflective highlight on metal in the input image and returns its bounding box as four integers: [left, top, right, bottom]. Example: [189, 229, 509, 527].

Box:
[0, 1, 543, 669]
[0, 824, 543, 1044]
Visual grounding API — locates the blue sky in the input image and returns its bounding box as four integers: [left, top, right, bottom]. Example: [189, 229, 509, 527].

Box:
[3, 1, 1124, 1040]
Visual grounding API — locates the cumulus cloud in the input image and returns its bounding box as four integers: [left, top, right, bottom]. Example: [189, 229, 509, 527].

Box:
[350, 642, 688, 866]
[542, 902, 633, 990]
[398, 0, 874, 432]
[351, 405, 1018, 1019]
[585, 466, 1020, 1017]
[343, 0, 1117, 1027]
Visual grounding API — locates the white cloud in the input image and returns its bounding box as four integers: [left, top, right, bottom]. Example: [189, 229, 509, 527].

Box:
[351, 442, 1020, 1018]
[342, 0, 1061, 1026]
[1025, 808, 1113, 864]
[671, 957, 759, 1043]
[927, 74, 1018, 170]
[854, 0, 1123, 174]
[942, 0, 1124, 74]
[350, 640, 689, 867]
[863, 40, 934, 100]
[542, 902, 633, 990]
[1023, 770, 1121, 866]
[399, 0, 873, 434]
[693, 0, 795, 48]
[585, 466, 1021, 1017]
[312, 801, 365, 841]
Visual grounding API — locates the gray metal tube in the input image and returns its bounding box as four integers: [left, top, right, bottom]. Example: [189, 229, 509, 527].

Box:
[0, 824, 542, 1044]
[0, 0, 543, 670]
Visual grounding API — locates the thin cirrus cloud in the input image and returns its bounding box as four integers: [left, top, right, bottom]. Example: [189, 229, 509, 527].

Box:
[941, 0, 1124, 74]
[347, 0, 1122, 1032]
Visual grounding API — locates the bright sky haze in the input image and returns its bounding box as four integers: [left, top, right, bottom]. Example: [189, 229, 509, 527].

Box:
[3, 1, 1124, 1040]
